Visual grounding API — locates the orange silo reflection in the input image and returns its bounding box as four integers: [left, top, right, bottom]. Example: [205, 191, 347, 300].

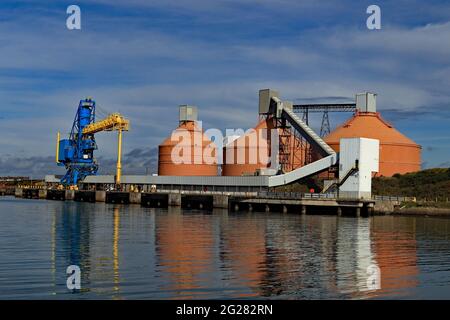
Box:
[371, 217, 419, 295]
[219, 214, 267, 298]
[155, 209, 214, 298]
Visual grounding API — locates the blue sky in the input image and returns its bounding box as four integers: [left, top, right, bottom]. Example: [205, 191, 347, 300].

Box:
[0, 0, 449, 177]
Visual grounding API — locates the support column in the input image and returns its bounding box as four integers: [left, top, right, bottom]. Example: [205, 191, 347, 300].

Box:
[65, 190, 75, 200]
[95, 191, 106, 202]
[38, 189, 47, 199]
[213, 195, 229, 209]
[129, 192, 141, 204]
[168, 193, 181, 206]
[337, 207, 342, 217]
[301, 205, 307, 215]
[356, 207, 361, 217]
[15, 188, 23, 198]
[116, 129, 122, 185]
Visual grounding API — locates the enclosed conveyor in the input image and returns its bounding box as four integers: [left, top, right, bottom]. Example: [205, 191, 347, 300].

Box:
[262, 94, 337, 187]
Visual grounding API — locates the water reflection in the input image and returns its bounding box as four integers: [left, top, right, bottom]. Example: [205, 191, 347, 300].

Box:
[336, 218, 373, 296]
[113, 207, 120, 295]
[155, 208, 216, 298]
[2, 197, 449, 299]
[219, 212, 267, 298]
[371, 217, 419, 298]
[52, 202, 92, 294]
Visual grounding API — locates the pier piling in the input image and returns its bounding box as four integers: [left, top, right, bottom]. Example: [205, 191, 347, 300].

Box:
[14, 187, 381, 217]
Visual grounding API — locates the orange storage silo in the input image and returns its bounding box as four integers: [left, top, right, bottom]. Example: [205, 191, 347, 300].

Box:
[222, 117, 309, 176]
[222, 117, 275, 176]
[158, 105, 217, 176]
[324, 111, 421, 177]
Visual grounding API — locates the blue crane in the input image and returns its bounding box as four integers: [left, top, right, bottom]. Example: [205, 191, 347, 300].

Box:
[56, 98, 98, 186]
[55, 98, 130, 187]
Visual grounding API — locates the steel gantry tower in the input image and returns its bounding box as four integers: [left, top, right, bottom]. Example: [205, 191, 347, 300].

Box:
[293, 103, 357, 136]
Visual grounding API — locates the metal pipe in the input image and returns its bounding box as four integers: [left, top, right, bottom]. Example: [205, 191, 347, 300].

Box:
[56, 132, 60, 163]
[116, 129, 122, 185]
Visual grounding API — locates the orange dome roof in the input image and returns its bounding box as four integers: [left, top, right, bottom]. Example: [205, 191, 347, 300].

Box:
[324, 112, 421, 177]
[160, 121, 212, 146]
[325, 112, 418, 146]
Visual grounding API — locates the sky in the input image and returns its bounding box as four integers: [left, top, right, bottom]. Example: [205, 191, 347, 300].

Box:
[0, 0, 449, 177]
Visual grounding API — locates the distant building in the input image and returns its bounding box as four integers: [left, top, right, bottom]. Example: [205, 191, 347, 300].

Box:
[0, 176, 30, 183]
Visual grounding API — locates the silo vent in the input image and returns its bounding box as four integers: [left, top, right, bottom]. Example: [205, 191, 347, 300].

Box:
[259, 89, 279, 115]
[356, 92, 377, 113]
[179, 105, 198, 122]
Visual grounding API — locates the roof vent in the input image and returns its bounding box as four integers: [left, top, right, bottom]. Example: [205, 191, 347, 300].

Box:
[179, 105, 198, 122]
[259, 89, 279, 115]
[356, 92, 377, 113]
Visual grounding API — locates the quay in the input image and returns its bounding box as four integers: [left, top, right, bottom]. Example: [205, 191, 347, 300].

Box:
[14, 187, 409, 217]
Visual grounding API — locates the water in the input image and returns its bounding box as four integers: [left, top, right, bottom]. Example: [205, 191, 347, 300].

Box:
[0, 196, 449, 300]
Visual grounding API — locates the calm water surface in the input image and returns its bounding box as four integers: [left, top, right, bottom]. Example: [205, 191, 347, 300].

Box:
[0, 196, 449, 299]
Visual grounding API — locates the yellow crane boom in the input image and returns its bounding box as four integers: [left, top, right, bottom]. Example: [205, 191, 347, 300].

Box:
[82, 113, 130, 185]
[82, 113, 129, 135]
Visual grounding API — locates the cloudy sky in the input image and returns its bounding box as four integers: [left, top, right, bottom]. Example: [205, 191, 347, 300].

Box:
[0, 0, 449, 177]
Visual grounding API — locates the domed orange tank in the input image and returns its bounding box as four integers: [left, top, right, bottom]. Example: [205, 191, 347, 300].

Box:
[222, 117, 275, 176]
[222, 117, 308, 176]
[324, 111, 421, 177]
[158, 107, 217, 176]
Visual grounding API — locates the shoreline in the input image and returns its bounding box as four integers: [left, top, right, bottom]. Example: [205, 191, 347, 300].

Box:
[6, 192, 450, 217]
[392, 206, 450, 217]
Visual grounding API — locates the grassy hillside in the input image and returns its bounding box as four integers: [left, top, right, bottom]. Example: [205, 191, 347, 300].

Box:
[372, 168, 450, 200]
[274, 168, 450, 201]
